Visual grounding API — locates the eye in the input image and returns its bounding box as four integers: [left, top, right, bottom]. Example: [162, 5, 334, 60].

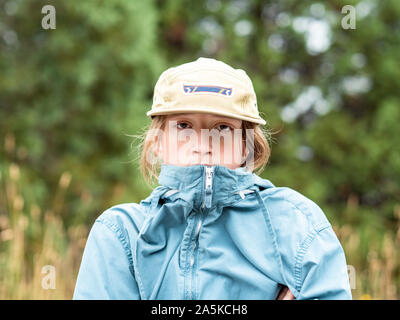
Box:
[216, 124, 233, 132]
[176, 121, 191, 129]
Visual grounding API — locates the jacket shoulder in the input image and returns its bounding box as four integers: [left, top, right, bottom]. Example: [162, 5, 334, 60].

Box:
[258, 185, 331, 233]
[95, 202, 148, 237]
[255, 184, 349, 299]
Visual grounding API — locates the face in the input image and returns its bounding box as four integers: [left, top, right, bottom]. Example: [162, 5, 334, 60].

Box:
[155, 113, 248, 169]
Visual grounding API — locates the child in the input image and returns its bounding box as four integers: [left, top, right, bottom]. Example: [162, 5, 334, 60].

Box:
[73, 57, 352, 300]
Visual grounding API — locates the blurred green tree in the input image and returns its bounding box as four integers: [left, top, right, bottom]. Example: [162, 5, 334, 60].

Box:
[1, 0, 164, 225]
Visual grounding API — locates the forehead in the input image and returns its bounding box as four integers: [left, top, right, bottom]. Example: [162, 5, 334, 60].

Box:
[166, 113, 241, 124]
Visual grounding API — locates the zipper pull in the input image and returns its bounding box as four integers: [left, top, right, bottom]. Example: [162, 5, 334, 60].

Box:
[202, 166, 214, 209]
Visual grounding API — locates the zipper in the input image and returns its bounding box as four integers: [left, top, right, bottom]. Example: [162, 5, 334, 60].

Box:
[187, 165, 214, 300]
[202, 166, 214, 210]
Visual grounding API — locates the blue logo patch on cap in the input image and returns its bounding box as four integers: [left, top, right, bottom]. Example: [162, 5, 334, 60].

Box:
[183, 84, 233, 96]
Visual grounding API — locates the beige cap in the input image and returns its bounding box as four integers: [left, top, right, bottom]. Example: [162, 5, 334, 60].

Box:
[146, 57, 266, 125]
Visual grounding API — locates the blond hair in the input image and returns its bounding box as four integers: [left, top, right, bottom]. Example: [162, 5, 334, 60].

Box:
[131, 115, 276, 188]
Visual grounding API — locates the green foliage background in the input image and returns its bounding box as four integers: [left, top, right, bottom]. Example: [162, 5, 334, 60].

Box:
[0, 0, 399, 299]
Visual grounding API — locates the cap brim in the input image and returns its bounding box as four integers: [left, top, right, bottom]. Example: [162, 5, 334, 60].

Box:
[146, 107, 266, 125]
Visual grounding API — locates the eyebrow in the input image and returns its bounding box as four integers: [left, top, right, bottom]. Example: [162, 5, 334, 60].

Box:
[211, 118, 242, 127]
[169, 115, 241, 126]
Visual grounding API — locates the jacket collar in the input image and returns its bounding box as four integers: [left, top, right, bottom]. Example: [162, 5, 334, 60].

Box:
[159, 164, 254, 191]
[157, 164, 273, 211]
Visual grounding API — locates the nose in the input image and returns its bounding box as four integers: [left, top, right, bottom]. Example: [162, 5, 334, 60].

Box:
[192, 129, 213, 160]
[192, 134, 211, 154]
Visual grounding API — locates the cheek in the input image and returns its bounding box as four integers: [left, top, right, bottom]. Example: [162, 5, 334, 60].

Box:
[177, 139, 189, 149]
[163, 136, 180, 159]
[217, 133, 244, 160]
[162, 132, 191, 161]
[221, 133, 243, 150]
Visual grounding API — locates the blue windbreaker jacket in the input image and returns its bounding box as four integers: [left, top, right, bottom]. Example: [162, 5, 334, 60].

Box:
[73, 164, 352, 300]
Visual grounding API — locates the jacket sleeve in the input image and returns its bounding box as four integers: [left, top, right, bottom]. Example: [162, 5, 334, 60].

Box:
[295, 225, 352, 300]
[73, 217, 141, 300]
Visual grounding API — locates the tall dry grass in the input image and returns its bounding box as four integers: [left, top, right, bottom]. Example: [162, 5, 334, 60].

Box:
[0, 134, 87, 299]
[334, 200, 400, 299]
